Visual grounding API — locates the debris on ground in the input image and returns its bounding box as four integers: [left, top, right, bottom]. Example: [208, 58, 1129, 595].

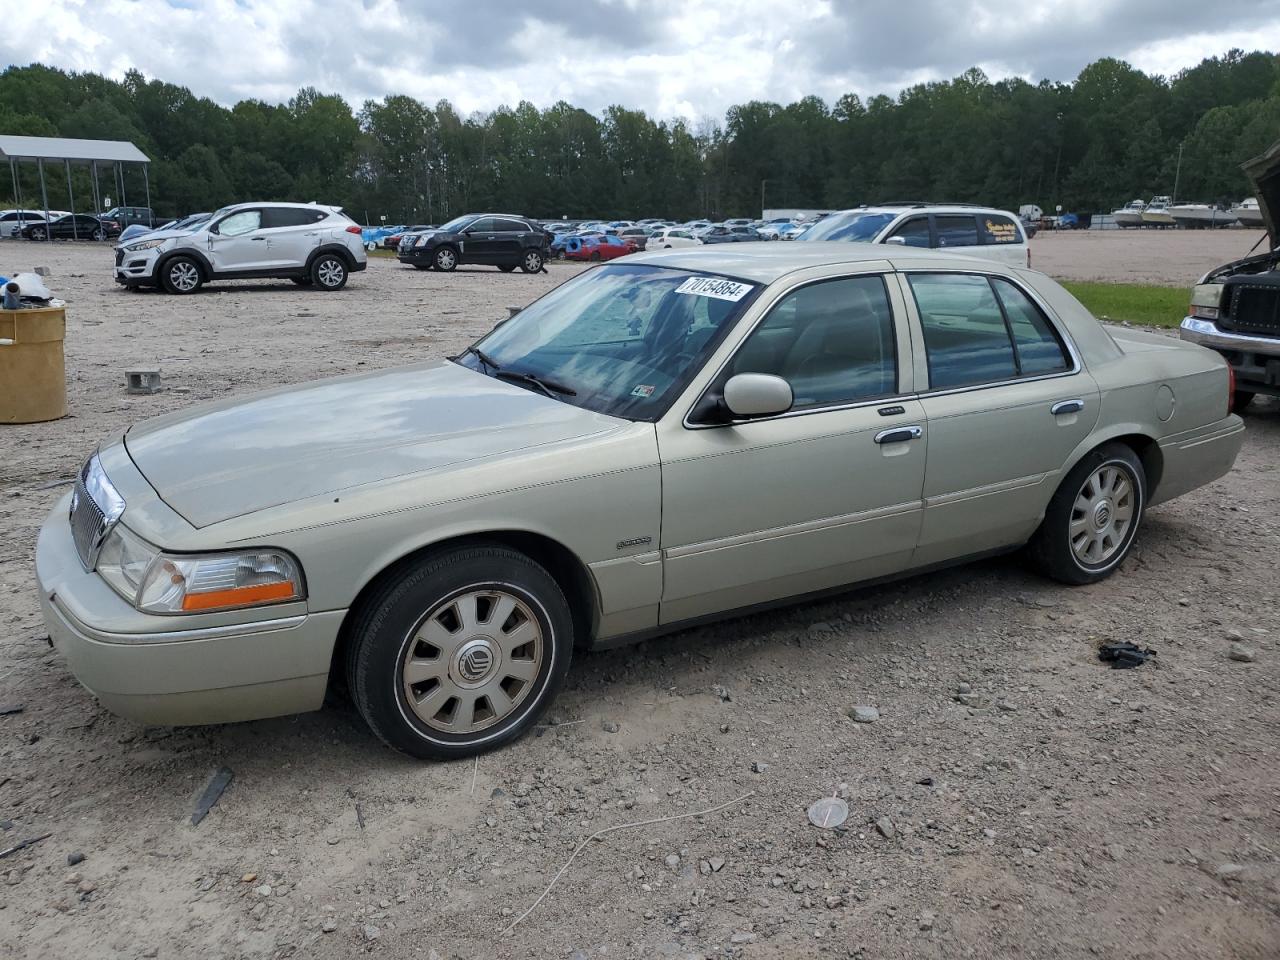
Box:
[1097, 642, 1157, 669]
[0, 705, 23, 716]
[0, 832, 52, 860]
[190, 767, 234, 826]
[807, 797, 849, 830]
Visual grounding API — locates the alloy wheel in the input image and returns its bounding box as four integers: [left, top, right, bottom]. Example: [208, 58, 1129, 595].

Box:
[169, 261, 200, 292]
[1070, 464, 1135, 566]
[317, 258, 345, 287]
[400, 588, 544, 735]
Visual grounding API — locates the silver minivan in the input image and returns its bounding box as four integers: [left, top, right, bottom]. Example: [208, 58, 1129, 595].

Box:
[798, 204, 1031, 267]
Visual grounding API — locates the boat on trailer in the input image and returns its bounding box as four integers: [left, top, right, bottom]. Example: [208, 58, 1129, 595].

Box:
[1110, 199, 1146, 228]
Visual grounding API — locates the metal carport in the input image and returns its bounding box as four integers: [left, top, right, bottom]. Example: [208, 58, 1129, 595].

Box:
[0, 135, 151, 241]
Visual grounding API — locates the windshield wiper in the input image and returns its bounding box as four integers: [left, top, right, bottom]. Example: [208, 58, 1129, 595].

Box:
[495, 370, 578, 398]
[456, 344, 500, 373]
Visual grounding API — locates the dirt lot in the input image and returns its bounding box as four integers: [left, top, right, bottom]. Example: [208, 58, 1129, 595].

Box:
[1, 240, 1277, 960]
[1032, 227, 1265, 286]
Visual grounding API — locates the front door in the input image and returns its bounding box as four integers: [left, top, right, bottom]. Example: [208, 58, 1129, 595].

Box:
[462, 217, 501, 265]
[657, 271, 927, 624]
[206, 209, 270, 272]
[899, 270, 1100, 565]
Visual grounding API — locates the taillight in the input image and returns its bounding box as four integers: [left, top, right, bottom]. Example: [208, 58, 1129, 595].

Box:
[1227, 365, 1236, 412]
[345, 225, 362, 235]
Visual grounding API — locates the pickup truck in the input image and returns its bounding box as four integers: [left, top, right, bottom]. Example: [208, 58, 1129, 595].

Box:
[100, 206, 164, 229]
[1180, 139, 1279, 411]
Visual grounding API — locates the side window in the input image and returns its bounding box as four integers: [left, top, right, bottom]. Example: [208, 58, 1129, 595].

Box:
[730, 276, 897, 408]
[494, 218, 525, 232]
[981, 215, 1022, 244]
[262, 207, 324, 228]
[888, 217, 930, 247]
[991, 278, 1070, 374]
[934, 215, 979, 248]
[909, 273, 1017, 389]
[217, 210, 261, 237]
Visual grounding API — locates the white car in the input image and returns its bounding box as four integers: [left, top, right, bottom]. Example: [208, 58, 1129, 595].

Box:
[648, 227, 703, 250]
[0, 208, 70, 238]
[798, 205, 1030, 267]
[113, 202, 368, 294]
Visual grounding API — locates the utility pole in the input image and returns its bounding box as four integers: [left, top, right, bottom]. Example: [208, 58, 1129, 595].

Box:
[1172, 142, 1184, 205]
[760, 179, 768, 218]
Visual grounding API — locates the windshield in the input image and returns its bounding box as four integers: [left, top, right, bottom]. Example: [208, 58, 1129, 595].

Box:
[456, 264, 760, 420]
[436, 214, 475, 232]
[800, 211, 896, 242]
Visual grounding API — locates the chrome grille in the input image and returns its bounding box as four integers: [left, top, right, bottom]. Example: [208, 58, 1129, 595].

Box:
[69, 476, 108, 569]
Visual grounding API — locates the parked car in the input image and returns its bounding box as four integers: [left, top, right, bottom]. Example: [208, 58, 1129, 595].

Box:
[701, 225, 760, 244]
[1180, 138, 1279, 411]
[797, 204, 1030, 267]
[361, 225, 403, 250]
[0, 208, 70, 238]
[647, 227, 703, 250]
[22, 214, 120, 241]
[117, 212, 211, 245]
[563, 234, 636, 261]
[383, 225, 434, 250]
[36, 244, 1243, 759]
[101, 206, 163, 229]
[616, 227, 651, 250]
[397, 213, 550, 273]
[113, 202, 366, 294]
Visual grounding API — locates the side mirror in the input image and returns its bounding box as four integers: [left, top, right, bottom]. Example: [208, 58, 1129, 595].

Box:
[723, 373, 793, 419]
[207, 222, 220, 235]
[884, 235, 906, 245]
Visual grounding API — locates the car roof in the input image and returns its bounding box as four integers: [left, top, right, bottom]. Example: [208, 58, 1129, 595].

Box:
[221, 201, 344, 213]
[626, 241, 1020, 284]
[840, 204, 1020, 218]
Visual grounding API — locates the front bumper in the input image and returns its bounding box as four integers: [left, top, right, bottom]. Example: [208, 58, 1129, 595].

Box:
[1180, 317, 1280, 394]
[113, 246, 160, 285]
[35, 496, 343, 726]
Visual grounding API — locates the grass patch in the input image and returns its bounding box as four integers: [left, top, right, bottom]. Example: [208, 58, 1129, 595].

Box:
[1060, 281, 1188, 328]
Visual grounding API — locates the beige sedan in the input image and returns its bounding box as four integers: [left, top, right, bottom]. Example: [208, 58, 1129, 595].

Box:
[36, 245, 1244, 759]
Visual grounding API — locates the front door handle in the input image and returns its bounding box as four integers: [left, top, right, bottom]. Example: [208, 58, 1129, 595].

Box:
[1051, 399, 1084, 415]
[874, 425, 923, 444]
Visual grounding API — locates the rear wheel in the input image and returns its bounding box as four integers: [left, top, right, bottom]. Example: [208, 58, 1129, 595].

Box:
[1027, 442, 1145, 585]
[160, 256, 203, 295]
[347, 544, 574, 760]
[91, 227, 106, 242]
[30, 226, 46, 241]
[311, 254, 348, 290]
[589, 251, 601, 262]
[1234, 390, 1256, 412]
[521, 250, 544, 273]
[434, 246, 458, 272]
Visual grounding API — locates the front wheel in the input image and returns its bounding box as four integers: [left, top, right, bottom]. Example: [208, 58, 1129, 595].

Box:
[30, 227, 46, 241]
[347, 544, 574, 760]
[521, 250, 544, 273]
[160, 256, 203, 294]
[434, 246, 458, 272]
[311, 254, 348, 290]
[1027, 443, 1145, 585]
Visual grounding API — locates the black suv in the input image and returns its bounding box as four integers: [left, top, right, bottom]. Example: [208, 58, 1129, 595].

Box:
[396, 213, 550, 273]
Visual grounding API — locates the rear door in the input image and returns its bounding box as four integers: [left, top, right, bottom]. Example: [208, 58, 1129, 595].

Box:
[899, 270, 1099, 566]
[492, 217, 529, 264]
[260, 206, 326, 268]
[977, 213, 1029, 267]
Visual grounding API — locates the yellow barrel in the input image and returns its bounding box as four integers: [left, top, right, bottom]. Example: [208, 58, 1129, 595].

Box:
[0, 304, 67, 424]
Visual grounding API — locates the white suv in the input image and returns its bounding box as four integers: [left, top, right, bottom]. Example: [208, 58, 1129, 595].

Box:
[798, 204, 1031, 267]
[113, 202, 367, 294]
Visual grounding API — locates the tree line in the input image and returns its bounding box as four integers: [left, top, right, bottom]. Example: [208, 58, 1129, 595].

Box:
[0, 49, 1276, 223]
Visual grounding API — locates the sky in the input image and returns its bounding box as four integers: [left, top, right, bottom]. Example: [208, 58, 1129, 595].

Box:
[4, 0, 1280, 120]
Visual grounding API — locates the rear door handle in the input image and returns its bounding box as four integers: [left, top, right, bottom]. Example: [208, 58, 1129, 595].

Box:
[1051, 399, 1084, 415]
[874, 425, 923, 444]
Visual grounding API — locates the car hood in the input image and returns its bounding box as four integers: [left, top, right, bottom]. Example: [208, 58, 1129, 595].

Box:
[124, 360, 625, 528]
[1241, 138, 1280, 244]
[114, 227, 195, 248]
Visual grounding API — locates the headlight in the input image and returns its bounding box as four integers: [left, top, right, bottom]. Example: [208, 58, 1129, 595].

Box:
[125, 238, 167, 252]
[415, 234, 432, 247]
[96, 528, 304, 614]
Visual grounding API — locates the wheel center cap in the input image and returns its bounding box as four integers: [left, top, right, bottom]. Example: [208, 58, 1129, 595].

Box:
[1093, 500, 1112, 529]
[452, 637, 499, 687]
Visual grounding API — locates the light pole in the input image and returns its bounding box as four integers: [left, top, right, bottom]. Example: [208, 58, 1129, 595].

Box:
[760, 179, 769, 218]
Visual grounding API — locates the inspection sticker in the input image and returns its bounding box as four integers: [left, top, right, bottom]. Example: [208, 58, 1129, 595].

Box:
[674, 276, 754, 302]
[630, 384, 655, 398]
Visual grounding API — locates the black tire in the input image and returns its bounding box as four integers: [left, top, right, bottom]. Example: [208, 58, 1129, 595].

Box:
[589, 251, 601, 262]
[1027, 442, 1146, 585]
[159, 256, 204, 295]
[498, 264, 516, 273]
[292, 276, 313, 286]
[520, 250, 544, 273]
[434, 246, 459, 272]
[91, 228, 106, 242]
[310, 253, 348, 290]
[347, 544, 574, 760]
[1234, 390, 1255, 412]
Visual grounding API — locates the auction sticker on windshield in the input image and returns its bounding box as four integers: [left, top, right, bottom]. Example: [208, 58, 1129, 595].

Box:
[674, 276, 754, 301]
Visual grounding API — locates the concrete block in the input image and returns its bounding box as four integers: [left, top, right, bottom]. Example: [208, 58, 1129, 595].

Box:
[125, 368, 162, 395]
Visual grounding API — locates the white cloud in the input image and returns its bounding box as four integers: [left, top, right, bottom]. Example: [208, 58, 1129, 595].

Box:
[4, 0, 1279, 121]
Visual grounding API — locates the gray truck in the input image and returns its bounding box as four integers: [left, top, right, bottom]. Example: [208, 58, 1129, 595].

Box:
[1180, 140, 1279, 411]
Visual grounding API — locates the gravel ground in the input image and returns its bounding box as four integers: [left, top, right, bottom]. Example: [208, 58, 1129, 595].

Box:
[1031, 228, 1266, 286]
[1, 241, 1277, 960]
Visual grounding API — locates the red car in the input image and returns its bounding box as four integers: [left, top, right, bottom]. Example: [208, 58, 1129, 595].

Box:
[563, 234, 637, 261]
